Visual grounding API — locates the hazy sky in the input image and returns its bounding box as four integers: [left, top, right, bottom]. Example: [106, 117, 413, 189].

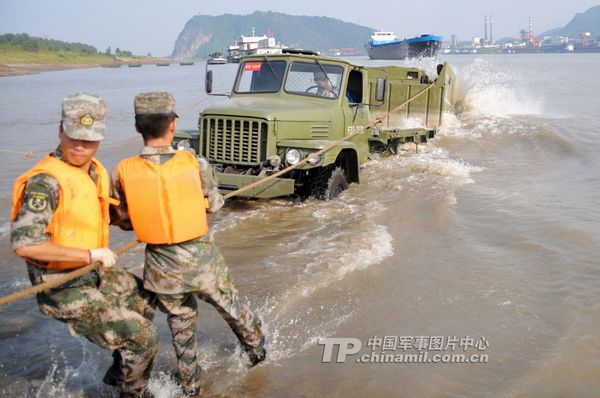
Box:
[1, 0, 598, 55]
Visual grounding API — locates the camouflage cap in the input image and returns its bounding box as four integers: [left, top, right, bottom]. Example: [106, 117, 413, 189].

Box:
[134, 92, 178, 116]
[61, 93, 106, 141]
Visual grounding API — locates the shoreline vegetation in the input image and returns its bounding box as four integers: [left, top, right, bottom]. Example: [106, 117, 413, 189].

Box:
[0, 33, 172, 77]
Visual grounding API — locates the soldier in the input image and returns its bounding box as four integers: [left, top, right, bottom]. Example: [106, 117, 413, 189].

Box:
[313, 71, 336, 97]
[10, 93, 158, 398]
[111, 92, 265, 396]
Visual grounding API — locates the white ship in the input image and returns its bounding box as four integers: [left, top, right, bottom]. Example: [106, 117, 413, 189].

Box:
[227, 28, 287, 63]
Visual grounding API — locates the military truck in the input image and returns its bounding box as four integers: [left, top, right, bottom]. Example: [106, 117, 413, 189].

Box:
[174, 49, 457, 200]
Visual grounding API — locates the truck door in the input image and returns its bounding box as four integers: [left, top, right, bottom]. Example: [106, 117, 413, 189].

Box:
[343, 69, 369, 164]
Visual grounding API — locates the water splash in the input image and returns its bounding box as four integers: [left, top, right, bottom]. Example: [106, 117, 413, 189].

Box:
[147, 372, 182, 398]
[365, 145, 482, 189]
[456, 58, 543, 118]
[33, 341, 110, 398]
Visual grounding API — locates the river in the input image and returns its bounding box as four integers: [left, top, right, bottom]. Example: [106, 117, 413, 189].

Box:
[0, 54, 599, 397]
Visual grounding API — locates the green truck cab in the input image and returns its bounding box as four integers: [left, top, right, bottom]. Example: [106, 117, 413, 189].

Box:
[174, 49, 457, 200]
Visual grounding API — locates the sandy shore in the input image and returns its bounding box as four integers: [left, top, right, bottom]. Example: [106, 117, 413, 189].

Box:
[0, 63, 104, 77]
[0, 59, 172, 77]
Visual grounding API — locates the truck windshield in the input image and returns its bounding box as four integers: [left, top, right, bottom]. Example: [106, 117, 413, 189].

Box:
[284, 62, 343, 99]
[235, 60, 287, 93]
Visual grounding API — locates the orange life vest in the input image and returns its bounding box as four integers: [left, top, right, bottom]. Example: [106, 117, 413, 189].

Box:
[11, 155, 113, 270]
[117, 150, 209, 245]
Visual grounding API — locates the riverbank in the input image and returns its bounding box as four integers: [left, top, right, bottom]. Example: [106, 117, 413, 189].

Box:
[0, 59, 171, 77]
[0, 62, 99, 77]
[0, 47, 172, 77]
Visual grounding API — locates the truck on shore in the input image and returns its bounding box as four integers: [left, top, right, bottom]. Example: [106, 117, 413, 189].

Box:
[174, 49, 458, 200]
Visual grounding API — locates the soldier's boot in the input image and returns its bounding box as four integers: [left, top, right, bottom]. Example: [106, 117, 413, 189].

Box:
[244, 334, 266, 366]
[103, 351, 122, 387]
[243, 315, 266, 365]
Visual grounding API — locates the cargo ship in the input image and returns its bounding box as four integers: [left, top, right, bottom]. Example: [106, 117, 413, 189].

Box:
[366, 31, 442, 59]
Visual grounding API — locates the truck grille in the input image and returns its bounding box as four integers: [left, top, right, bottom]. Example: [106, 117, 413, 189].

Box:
[201, 117, 268, 165]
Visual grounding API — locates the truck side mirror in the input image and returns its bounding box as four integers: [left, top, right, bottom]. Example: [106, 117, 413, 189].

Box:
[205, 70, 213, 94]
[376, 78, 386, 102]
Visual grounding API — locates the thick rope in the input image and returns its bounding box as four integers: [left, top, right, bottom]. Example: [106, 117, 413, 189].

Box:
[0, 83, 435, 306]
[0, 240, 140, 306]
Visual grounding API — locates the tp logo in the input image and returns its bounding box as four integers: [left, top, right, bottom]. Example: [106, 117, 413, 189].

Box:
[318, 338, 362, 363]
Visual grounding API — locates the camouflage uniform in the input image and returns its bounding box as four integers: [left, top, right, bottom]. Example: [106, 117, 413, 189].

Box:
[10, 94, 159, 397]
[112, 144, 264, 393]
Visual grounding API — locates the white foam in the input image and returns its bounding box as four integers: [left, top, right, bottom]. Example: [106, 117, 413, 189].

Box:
[147, 372, 182, 398]
[211, 200, 295, 232]
[262, 305, 357, 363]
[400, 152, 482, 186]
[368, 145, 482, 188]
[300, 223, 394, 297]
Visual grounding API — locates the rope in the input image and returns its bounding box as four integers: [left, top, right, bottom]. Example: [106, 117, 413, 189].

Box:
[0, 148, 39, 160]
[0, 240, 140, 307]
[0, 83, 435, 306]
[99, 136, 138, 147]
[178, 96, 213, 118]
[374, 82, 435, 126]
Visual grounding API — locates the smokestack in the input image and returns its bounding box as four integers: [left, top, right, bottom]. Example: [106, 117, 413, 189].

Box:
[490, 15, 494, 43]
[484, 15, 488, 43]
[529, 16, 533, 39]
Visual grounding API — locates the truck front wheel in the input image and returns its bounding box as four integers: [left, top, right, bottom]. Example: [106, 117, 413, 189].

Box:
[310, 165, 349, 200]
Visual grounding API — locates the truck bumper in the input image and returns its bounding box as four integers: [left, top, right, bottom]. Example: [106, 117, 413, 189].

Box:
[216, 172, 295, 199]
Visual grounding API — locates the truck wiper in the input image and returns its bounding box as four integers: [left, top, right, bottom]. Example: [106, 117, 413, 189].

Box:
[263, 56, 279, 80]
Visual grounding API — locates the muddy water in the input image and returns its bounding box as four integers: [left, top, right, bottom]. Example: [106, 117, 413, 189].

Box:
[0, 54, 599, 397]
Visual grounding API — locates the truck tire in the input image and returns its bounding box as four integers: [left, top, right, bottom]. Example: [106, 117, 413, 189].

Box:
[310, 166, 349, 200]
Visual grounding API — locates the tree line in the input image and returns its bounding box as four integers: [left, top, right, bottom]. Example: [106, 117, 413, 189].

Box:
[0, 33, 132, 56]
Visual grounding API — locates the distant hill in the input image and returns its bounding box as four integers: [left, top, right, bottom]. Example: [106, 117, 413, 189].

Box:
[172, 11, 374, 59]
[539, 27, 563, 37]
[540, 5, 600, 37]
[496, 36, 519, 44]
[561, 5, 600, 35]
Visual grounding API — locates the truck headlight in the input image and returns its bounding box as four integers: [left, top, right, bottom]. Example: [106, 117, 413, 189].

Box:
[285, 149, 303, 165]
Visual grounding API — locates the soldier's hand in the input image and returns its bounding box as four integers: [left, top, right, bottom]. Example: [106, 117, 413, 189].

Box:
[89, 248, 118, 270]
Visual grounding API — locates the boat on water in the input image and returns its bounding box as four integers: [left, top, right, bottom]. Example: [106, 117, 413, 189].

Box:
[366, 31, 442, 59]
[179, 61, 195, 66]
[207, 52, 228, 65]
[226, 28, 287, 63]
